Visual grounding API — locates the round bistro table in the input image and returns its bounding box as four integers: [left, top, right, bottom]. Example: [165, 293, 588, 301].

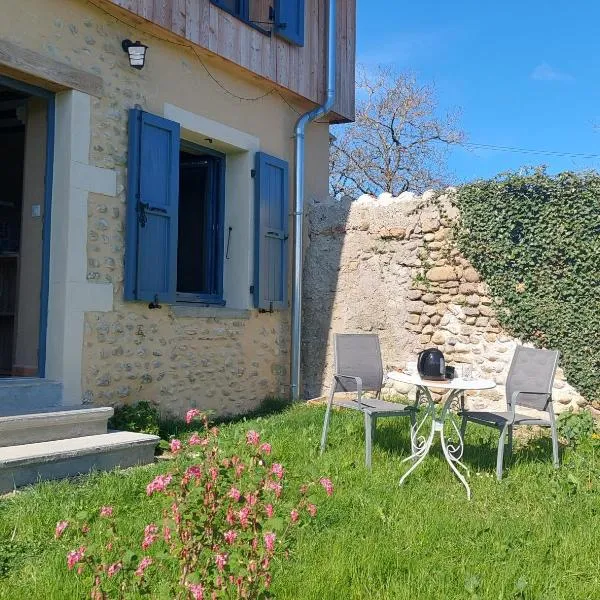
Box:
[387, 371, 496, 499]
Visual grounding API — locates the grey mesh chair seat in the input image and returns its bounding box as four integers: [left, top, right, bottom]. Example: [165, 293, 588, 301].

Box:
[334, 397, 415, 416]
[459, 346, 560, 480]
[320, 333, 418, 468]
[461, 411, 551, 427]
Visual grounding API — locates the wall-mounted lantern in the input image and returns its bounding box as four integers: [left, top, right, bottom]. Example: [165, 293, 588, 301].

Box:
[122, 39, 148, 70]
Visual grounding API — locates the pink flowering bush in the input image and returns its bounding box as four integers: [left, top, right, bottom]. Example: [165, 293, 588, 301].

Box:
[54, 411, 334, 599]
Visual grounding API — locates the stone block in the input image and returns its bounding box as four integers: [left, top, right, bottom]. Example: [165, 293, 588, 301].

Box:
[459, 282, 477, 295]
[431, 331, 445, 345]
[426, 266, 456, 282]
[422, 293, 437, 304]
[407, 301, 424, 314]
[475, 317, 490, 327]
[467, 294, 480, 306]
[407, 289, 422, 300]
[463, 267, 480, 282]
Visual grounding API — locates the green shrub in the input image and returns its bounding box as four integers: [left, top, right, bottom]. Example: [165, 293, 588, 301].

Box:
[456, 169, 600, 401]
[108, 401, 160, 436]
[557, 409, 595, 445]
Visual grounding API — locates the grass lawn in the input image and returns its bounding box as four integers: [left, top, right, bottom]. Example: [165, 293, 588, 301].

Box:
[1, 404, 600, 599]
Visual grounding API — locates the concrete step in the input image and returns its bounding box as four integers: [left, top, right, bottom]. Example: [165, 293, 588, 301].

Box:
[0, 407, 114, 447]
[0, 378, 62, 417]
[0, 431, 160, 494]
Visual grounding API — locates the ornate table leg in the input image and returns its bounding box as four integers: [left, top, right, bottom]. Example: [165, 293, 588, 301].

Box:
[399, 385, 436, 486]
[399, 387, 471, 499]
[439, 389, 471, 499]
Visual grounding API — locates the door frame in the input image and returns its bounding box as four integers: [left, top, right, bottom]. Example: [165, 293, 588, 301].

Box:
[0, 74, 54, 378]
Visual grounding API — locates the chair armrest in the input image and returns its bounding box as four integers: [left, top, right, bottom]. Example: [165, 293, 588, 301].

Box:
[334, 374, 363, 406]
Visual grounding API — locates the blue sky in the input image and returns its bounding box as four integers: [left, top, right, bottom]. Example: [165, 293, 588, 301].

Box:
[356, 0, 600, 183]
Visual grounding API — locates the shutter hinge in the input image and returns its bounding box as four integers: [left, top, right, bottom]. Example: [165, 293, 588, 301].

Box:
[251, 169, 256, 178]
[148, 294, 162, 310]
[250, 285, 255, 294]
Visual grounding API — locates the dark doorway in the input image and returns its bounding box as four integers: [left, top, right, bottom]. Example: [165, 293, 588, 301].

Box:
[0, 84, 49, 376]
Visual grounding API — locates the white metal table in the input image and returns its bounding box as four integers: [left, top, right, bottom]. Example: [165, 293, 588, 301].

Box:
[387, 371, 496, 499]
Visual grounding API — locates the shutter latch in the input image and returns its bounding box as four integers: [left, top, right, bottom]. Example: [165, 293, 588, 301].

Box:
[137, 201, 148, 228]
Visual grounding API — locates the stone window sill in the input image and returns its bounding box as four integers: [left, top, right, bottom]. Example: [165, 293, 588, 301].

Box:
[170, 304, 251, 320]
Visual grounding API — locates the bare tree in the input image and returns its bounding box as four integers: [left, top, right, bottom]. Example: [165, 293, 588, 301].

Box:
[330, 66, 464, 199]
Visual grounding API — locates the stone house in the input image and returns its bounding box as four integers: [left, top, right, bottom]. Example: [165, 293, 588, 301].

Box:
[0, 0, 355, 417]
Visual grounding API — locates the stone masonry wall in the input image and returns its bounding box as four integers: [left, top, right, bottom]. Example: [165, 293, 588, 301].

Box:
[303, 191, 585, 412]
[0, 0, 332, 417]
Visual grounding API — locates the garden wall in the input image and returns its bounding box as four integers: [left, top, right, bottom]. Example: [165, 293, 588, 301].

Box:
[302, 191, 585, 411]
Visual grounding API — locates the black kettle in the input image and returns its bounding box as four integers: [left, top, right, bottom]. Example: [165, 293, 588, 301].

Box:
[417, 348, 446, 381]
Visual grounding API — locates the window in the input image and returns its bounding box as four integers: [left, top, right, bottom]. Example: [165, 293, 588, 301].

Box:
[125, 110, 290, 311]
[177, 144, 225, 304]
[209, 0, 305, 44]
[212, 0, 248, 20]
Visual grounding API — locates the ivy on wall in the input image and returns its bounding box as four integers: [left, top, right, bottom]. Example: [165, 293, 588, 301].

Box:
[455, 168, 600, 401]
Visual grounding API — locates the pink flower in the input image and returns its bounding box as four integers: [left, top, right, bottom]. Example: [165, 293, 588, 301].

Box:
[265, 504, 274, 518]
[209, 467, 219, 481]
[290, 509, 299, 523]
[245, 492, 258, 506]
[271, 463, 285, 479]
[99, 506, 113, 517]
[266, 480, 283, 498]
[226, 508, 235, 525]
[260, 442, 272, 455]
[134, 557, 153, 577]
[319, 477, 334, 496]
[146, 473, 172, 496]
[170, 439, 182, 454]
[107, 562, 122, 578]
[228, 487, 241, 502]
[215, 552, 228, 572]
[81, 524, 90, 534]
[246, 430, 260, 446]
[307, 503, 317, 517]
[263, 532, 276, 553]
[224, 530, 237, 545]
[142, 534, 156, 549]
[238, 507, 251, 528]
[189, 433, 209, 446]
[55, 520, 69, 539]
[188, 583, 205, 600]
[163, 525, 172, 542]
[142, 524, 158, 549]
[185, 408, 202, 424]
[67, 546, 86, 570]
[185, 465, 202, 480]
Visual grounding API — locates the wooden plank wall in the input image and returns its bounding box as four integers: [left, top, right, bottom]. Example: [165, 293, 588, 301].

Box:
[103, 0, 355, 122]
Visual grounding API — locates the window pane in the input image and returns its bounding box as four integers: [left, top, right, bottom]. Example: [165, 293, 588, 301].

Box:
[177, 153, 211, 294]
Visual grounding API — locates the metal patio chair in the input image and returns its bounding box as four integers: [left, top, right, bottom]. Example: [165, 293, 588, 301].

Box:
[459, 346, 560, 480]
[319, 333, 418, 468]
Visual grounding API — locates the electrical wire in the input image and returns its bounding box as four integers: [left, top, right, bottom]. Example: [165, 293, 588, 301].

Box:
[462, 142, 600, 160]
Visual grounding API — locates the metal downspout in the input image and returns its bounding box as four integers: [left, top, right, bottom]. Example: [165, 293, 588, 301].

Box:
[291, 0, 337, 401]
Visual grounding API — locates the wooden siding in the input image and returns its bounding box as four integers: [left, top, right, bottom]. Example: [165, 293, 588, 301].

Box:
[101, 0, 355, 122]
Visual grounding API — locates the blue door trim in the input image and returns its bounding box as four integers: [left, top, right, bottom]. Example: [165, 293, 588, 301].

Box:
[0, 74, 55, 377]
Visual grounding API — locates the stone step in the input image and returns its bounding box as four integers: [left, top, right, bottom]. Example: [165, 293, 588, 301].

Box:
[0, 378, 62, 417]
[0, 431, 160, 494]
[0, 407, 114, 448]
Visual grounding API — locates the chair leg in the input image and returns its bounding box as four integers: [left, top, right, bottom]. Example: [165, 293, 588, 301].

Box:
[496, 424, 508, 481]
[320, 386, 335, 455]
[507, 425, 513, 457]
[371, 416, 377, 442]
[364, 412, 373, 469]
[551, 423, 560, 468]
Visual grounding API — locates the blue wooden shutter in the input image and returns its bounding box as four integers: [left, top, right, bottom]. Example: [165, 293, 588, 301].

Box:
[254, 152, 289, 310]
[274, 0, 305, 46]
[125, 109, 180, 303]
